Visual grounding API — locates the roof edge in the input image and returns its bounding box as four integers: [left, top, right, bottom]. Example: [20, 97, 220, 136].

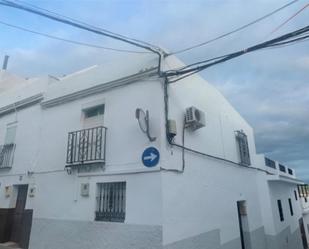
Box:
[41, 67, 158, 109]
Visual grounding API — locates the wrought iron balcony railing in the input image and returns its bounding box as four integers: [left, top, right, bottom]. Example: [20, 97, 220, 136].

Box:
[66, 126, 107, 166]
[0, 143, 15, 169]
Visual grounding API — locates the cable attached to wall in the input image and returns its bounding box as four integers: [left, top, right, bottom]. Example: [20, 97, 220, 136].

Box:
[162, 76, 274, 175]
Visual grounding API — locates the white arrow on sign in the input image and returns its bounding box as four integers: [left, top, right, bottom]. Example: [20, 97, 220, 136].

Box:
[143, 153, 157, 162]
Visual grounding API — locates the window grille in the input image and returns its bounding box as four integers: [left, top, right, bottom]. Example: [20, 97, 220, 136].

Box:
[298, 184, 309, 198]
[288, 168, 293, 175]
[279, 164, 286, 173]
[235, 131, 251, 166]
[0, 143, 15, 168]
[265, 157, 276, 169]
[96, 182, 126, 222]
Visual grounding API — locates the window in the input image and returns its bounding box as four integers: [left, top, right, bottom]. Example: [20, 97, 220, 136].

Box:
[298, 184, 309, 198]
[4, 124, 17, 145]
[295, 190, 298, 201]
[288, 198, 294, 216]
[95, 182, 126, 222]
[265, 157, 276, 169]
[235, 131, 251, 166]
[84, 104, 104, 119]
[279, 164, 286, 173]
[288, 168, 293, 175]
[277, 200, 284, 222]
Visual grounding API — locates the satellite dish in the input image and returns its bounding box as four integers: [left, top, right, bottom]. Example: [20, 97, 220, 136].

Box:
[136, 108, 147, 133]
[135, 108, 156, 142]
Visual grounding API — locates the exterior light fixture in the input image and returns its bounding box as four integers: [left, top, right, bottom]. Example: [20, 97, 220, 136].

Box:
[66, 166, 72, 175]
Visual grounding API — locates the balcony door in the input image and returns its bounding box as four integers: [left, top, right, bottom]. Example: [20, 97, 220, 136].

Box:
[299, 218, 308, 249]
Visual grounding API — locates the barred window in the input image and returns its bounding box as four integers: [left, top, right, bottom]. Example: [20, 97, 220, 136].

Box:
[265, 157, 276, 169]
[235, 131, 251, 166]
[288, 168, 293, 175]
[277, 200, 284, 222]
[96, 182, 126, 222]
[298, 184, 309, 198]
[279, 164, 286, 173]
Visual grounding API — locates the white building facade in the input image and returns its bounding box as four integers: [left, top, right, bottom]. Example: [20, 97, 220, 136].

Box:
[0, 55, 308, 249]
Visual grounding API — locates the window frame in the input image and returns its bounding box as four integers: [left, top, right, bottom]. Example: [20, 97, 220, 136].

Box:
[279, 164, 286, 173]
[288, 198, 294, 216]
[277, 199, 284, 222]
[265, 157, 276, 169]
[95, 181, 126, 223]
[83, 104, 105, 119]
[4, 124, 17, 145]
[235, 130, 251, 166]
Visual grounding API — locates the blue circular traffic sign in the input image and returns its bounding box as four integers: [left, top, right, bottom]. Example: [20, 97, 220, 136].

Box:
[142, 147, 160, 167]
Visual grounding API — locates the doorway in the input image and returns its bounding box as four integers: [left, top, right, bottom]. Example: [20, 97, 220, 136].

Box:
[299, 218, 308, 249]
[237, 201, 251, 249]
[0, 184, 33, 249]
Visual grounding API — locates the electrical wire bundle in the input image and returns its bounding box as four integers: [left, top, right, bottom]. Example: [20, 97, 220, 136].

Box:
[0, 0, 163, 54]
[1, 0, 308, 83]
[164, 24, 309, 83]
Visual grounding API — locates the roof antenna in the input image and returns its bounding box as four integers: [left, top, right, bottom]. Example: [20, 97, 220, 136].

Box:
[2, 55, 9, 70]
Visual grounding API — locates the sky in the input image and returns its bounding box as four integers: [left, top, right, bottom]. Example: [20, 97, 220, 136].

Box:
[0, 0, 308, 180]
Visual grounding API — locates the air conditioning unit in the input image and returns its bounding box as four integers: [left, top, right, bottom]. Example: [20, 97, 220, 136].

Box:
[185, 106, 206, 130]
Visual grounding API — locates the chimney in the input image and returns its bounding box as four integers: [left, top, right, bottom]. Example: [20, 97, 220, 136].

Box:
[2, 55, 9, 70]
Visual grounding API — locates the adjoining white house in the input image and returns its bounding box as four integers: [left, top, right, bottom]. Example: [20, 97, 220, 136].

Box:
[0, 54, 308, 249]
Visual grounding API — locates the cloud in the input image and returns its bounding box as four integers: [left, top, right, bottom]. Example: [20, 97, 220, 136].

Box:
[1, 0, 308, 180]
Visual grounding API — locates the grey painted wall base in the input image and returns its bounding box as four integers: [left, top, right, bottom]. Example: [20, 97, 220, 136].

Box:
[164, 226, 266, 249]
[265, 226, 304, 249]
[29, 219, 304, 249]
[29, 218, 162, 249]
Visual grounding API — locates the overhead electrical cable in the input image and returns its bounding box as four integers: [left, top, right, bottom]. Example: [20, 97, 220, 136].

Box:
[169, 0, 300, 55]
[11, 0, 159, 50]
[0, 0, 165, 55]
[0, 20, 149, 54]
[165, 24, 309, 81]
[266, 2, 309, 37]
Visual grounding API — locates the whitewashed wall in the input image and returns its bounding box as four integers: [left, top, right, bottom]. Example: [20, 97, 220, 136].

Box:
[160, 56, 266, 248]
[0, 55, 305, 249]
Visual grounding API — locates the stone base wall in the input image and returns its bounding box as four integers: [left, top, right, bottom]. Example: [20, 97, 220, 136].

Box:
[29, 218, 162, 249]
[29, 220, 304, 249]
[265, 226, 303, 249]
[164, 227, 266, 249]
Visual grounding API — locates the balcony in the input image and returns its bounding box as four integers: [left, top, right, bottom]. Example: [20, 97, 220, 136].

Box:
[66, 126, 107, 168]
[0, 143, 15, 169]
